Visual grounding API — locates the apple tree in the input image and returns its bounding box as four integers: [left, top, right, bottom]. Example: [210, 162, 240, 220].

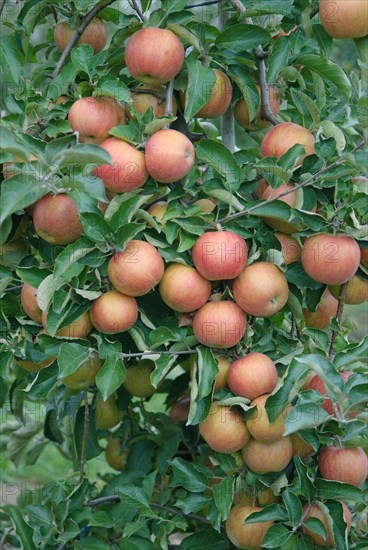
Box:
[0, 0, 367, 548]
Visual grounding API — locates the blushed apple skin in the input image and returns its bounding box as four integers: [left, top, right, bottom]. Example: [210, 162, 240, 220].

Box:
[242, 437, 293, 474]
[361, 247, 368, 267]
[54, 18, 107, 53]
[192, 230, 248, 281]
[33, 194, 83, 245]
[303, 288, 338, 329]
[308, 370, 353, 416]
[68, 97, 125, 144]
[234, 84, 280, 131]
[226, 505, 273, 550]
[169, 395, 190, 423]
[108, 240, 164, 296]
[192, 301, 247, 349]
[90, 290, 138, 334]
[159, 263, 211, 312]
[199, 402, 250, 453]
[261, 122, 315, 164]
[275, 233, 302, 265]
[21, 283, 42, 323]
[181, 69, 233, 118]
[227, 352, 278, 400]
[329, 275, 368, 304]
[320, 0, 368, 39]
[301, 233, 361, 285]
[123, 360, 156, 398]
[246, 393, 291, 443]
[127, 85, 177, 118]
[302, 502, 351, 546]
[125, 28, 184, 85]
[318, 446, 368, 487]
[290, 433, 315, 459]
[145, 129, 195, 184]
[42, 311, 92, 339]
[261, 182, 298, 234]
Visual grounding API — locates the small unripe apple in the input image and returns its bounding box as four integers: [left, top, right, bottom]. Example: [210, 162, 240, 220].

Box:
[190, 355, 230, 391]
[61, 354, 101, 390]
[233, 262, 289, 317]
[246, 393, 291, 443]
[159, 263, 211, 312]
[199, 402, 250, 453]
[90, 290, 138, 334]
[68, 96, 125, 144]
[242, 437, 293, 474]
[105, 438, 128, 471]
[320, 0, 368, 39]
[145, 129, 195, 184]
[290, 433, 315, 459]
[261, 122, 315, 164]
[21, 283, 42, 323]
[303, 289, 338, 329]
[95, 394, 123, 430]
[148, 201, 168, 224]
[275, 233, 302, 265]
[108, 240, 164, 296]
[42, 310, 92, 339]
[261, 182, 298, 234]
[226, 505, 273, 549]
[123, 359, 156, 398]
[54, 18, 107, 53]
[227, 352, 278, 400]
[33, 194, 83, 245]
[329, 275, 368, 305]
[233, 84, 280, 131]
[127, 85, 177, 118]
[181, 69, 233, 118]
[192, 301, 247, 349]
[318, 446, 368, 487]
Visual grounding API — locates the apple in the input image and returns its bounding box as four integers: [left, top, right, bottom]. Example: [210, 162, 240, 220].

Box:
[54, 18, 107, 53]
[15, 356, 55, 374]
[226, 505, 273, 549]
[181, 69, 233, 118]
[233, 84, 280, 131]
[309, 369, 355, 418]
[105, 438, 128, 472]
[90, 290, 138, 334]
[192, 301, 247, 349]
[318, 446, 368, 487]
[261, 122, 315, 164]
[42, 310, 92, 338]
[169, 395, 190, 423]
[302, 502, 351, 546]
[255, 179, 269, 199]
[301, 233, 361, 285]
[257, 489, 279, 506]
[290, 433, 315, 459]
[199, 402, 250, 453]
[159, 263, 211, 312]
[242, 436, 293, 474]
[246, 393, 291, 443]
[303, 288, 338, 329]
[192, 230, 247, 281]
[127, 85, 177, 118]
[190, 355, 230, 391]
[145, 129, 195, 184]
[108, 240, 164, 296]
[21, 283, 42, 323]
[125, 27, 184, 85]
[61, 354, 101, 390]
[94, 137, 148, 193]
[329, 275, 368, 304]
[68, 96, 125, 144]
[123, 359, 156, 398]
[233, 491, 256, 506]
[194, 198, 217, 213]
[320, 0, 368, 39]
[233, 262, 289, 317]
[275, 233, 302, 265]
[33, 194, 83, 245]
[261, 182, 299, 233]
[95, 394, 123, 430]
[227, 352, 278, 400]
[361, 247, 368, 267]
[148, 201, 168, 224]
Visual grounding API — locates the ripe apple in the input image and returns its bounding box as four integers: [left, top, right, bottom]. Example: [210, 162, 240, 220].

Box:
[275, 233, 302, 265]
[127, 85, 177, 118]
[303, 288, 338, 329]
[301, 233, 361, 285]
[61, 354, 101, 390]
[123, 359, 156, 398]
[108, 240, 164, 296]
[192, 301, 247, 349]
[302, 502, 351, 546]
[148, 201, 168, 224]
[226, 505, 273, 549]
[42, 310, 92, 338]
[199, 402, 250, 453]
[169, 395, 190, 423]
[320, 0, 368, 39]
[94, 137, 148, 193]
[68, 96, 125, 144]
[246, 393, 291, 443]
[21, 283, 42, 323]
[233, 84, 280, 131]
[159, 263, 211, 312]
[318, 446, 368, 487]
[33, 194, 83, 245]
[90, 290, 138, 334]
[242, 436, 293, 474]
[329, 275, 368, 305]
[95, 394, 123, 430]
[181, 69, 233, 118]
[261, 182, 299, 233]
[261, 122, 315, 164]
[54, 18, 107, 53]
[290, 433, 315, 459]
[227, 352, 278, 400]
[125, 27, 184, 85]
[105, 438, 128, 471]
[145, 129, 195, 184]
[190, 355, 230, 391]
[361, 247, 368, 267]
[233, 262, 289, 317]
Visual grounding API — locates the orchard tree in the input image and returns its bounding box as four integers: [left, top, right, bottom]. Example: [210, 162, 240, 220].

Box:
[0, 0, 367, 548]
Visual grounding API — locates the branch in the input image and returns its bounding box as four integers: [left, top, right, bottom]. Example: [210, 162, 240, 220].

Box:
[79, 391, 90, 482]
[89, 495, 121, 507]
[51, 0, 115, 79]
[0, 0, 6, 18]
[165, 79, 175, 117]
[254, 47, 280, 126]
[128, 0, 144, 21]
[329, 281, 348, 359]
[131, 87, 165, 103]
[310, 5, 320, 18]
[120, 349, 197, 358]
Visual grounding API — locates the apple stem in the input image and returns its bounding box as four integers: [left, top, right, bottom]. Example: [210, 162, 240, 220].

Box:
[329, 281, 349, 359]
[128, 0, 144, 22]
[79, 390, 90, 483]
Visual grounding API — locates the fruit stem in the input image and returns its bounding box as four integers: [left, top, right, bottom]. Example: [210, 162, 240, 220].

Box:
[328, 281, 349, 359]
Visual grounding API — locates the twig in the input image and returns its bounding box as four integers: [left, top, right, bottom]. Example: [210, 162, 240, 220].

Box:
[120, 349, 197, 358]
[0, 0, 6, 18]
[329, 281, 348, 359]
[89, 495, 121, 507]
[128, 0, 144, 21]
[186, 0, 221, 7]
[51, 0, 115, 79]
[254, 47, 280, 125]
[131, 87, 165, 103]
[165, 79, 175, 117]
[79, 391, 90, 482]
[151, 502, 211, 524]
[310, 5, 320, 18]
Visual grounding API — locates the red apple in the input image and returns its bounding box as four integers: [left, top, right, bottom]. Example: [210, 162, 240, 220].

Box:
[192, 301, 247, 349]
[320, 0, 368, 39]
[145, 129, 195, 184]
[90, 290, 138, 334]
[308, 370, 353, 416]
[302, 502, 351, 546]
[54, 18, 107, 53]
[68, 96, 125, 144]
[303, 288, 338, 329]
[361, 247, 368, 267]
[159, 263, 211, 312]
[227, 352, 278, 400]
[275, 233, 302, 265]
[33, 194, 83, 245]
[233, 84, 280, 131]
[226, 505, 273, 549]
[318, 446, 368, 487]
[261, 182, 299, 233]
[127, 85, 177, 118]
[169, 395, 190, 423]
[21, 283, 42, 323]
[261, 122, 315, 164]
[181, 69, 233, 118]
[329, 275, 368, 305]
[246, 393, 291, 443]
[199, 402, 250, 453]
[123, 360, 156, 397]
[242, 436, 293, 473]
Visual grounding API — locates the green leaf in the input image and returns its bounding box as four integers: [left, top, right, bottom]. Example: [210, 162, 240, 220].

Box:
[53, 143, 112, 167]
[169, 457, 208, 492]
[71, 44, 94, 76]
[303, 517, 327, 541]
[53, 238, 95, 280]
[109, 125, 138, 144]
[284, 403, 329, 435]
[96, 77, 131, 102]
[216, 24, 271, 52]
[315, 479, 365, 503]
[96, 356, 126, 400]
[151, 354, 177, 388]
[162, 0, 187, 14]
[144, 116, 177, 135]
[267, 37, 290, 83]
[213, 476, 234, 519]
[0, 176, 47, 224]
[57, 342, 91, 378]
[282, 489, 302, 525]
[184, 54, 216, 121]
[262, 525, 294, 548]
[7, 506, 36, 550]
[0, 35, 23, 84]
[80, 213, 110, 243]
[168, 23, 201, 51]
[294, 354, 344, 401]
[228, 66, 259, 122]
[244, 504, 289, 524]
[286, 263, 323, 290]
[178, 530, 225, 549]
[295, 54, 351, 99]
[113, 222, 146, 249]
[116, 484, 153, 514]
[25, 363, 59, 400]
[74, 404, 101, 461]
[195, 139, 240, 190]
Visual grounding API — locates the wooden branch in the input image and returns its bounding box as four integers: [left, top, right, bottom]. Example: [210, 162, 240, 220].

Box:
[120, 349, 197, 358]
[186, 0, 221, 7]
[0, 0, 6, 18]
[128, 0, 144, 21]
[79, 391, 90, 482]
[89, 495, 121, 507]
[254, 46, 280, 126]
[329, 281, 349, 359]
[131, 87, 165, 103]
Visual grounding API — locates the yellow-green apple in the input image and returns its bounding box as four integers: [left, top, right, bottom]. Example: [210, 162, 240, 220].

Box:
[233, 84, 280, 131]
[233, 491, 256, 506]
[21, 283, 42, 323]
[192, 230, 248, 281]
[94, 137, 148, 193]
[302, 502, 351, 546]
[54, 18, 107, 53]
[127, 85, 177, 118]
[169, 395, 190, 422]
[242, 437, 293, 473]
[308, 370, 354, 417]
[329, 275, 368, 304]
[159, 263, 211, 312]
[257, 489, 280, 506]
[194, 198, 217, 213]
[145, 129, 195, 184]
[68, 96, 125, 144]
[318, 446, 368, 487]
[290, 433, 315, 459]
[233, 262, 289, 317]
[123, 359, 156, 398]
[246, 393, 291, 443]
[181, 69, 233, 118]
[227, 352, 278, 400]
[261, 122, 315, 164]
[226, 505, 273, 549]
[275, 232, 302, 265]
[192, 301, 247, 348]
[42, 311, 92, 338]
[90, 290, 138, 334]
[33, 194, 83, 245]
[301, 233, 361, 285]
[199, 402, 250, 453]
[190, 355, 230, 391]
[61, 354, 101, 389]
[95, 394, 123, 430]
[261, 182, 299, 233]
[125, 27, 184, 85]
[320, 0, 368, 38]
[105, 438, 128, 471]
[108, 240, 164, 296]
[361, 247, 368, 267]
[148, 201, 168, 224]
[303, 289, 338, 329]
[15, 356, 55, 374]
